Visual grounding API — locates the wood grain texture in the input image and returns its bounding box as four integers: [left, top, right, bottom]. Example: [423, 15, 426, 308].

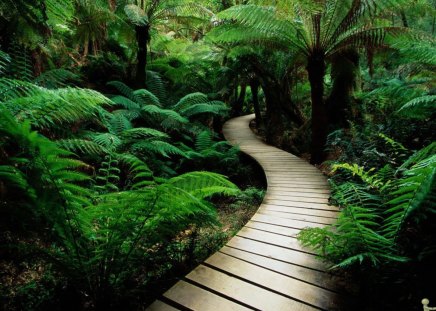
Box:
[146, 114, 346, 311]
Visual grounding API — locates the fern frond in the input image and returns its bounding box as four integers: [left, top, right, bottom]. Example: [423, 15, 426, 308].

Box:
[146, 70, 167, 105]
[91, 133, 122, 151]
[107, 113, 133, 135]
[57, 139, 109, 156]
[33, 69, 80, 89]
[0, 50, 11, 77]
[115, 153, 154, 189]
[131, 140, 187, 158]
[142, 104, 188, 126]
[332, 163, 385, 189]
[384, 155, 436, 240]
[166, 171, 240, 199]
[121, 127, 169, 140]
[195, 130, 213, 151]
[397, 95, 436, 119]
[133, 89, 161, 106]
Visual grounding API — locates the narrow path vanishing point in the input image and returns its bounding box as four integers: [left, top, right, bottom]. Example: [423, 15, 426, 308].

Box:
[147, 114, 348, 311]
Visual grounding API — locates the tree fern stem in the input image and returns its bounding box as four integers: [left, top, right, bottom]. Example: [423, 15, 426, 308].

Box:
[307, 51, 328, 164]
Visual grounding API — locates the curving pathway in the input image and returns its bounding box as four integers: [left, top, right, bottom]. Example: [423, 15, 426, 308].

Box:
[147, 115, 347, 311]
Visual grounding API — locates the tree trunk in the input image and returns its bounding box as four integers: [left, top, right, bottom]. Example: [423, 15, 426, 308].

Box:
[135, 25, 150, 87]
[232, 83, 246, 117]
[400, 10, 408, 28]
[307, 53, 327, 165]
[250, 79, 263, 130]
[326, 49, 359, 129]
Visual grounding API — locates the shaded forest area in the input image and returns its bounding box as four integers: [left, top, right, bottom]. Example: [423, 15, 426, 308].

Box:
[0, 0, 435, 310]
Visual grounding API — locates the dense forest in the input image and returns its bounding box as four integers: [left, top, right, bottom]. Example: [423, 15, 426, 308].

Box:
[0, 0, 435, 310]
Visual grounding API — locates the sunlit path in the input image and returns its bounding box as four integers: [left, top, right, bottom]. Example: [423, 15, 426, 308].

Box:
[147, 114, 348, 311]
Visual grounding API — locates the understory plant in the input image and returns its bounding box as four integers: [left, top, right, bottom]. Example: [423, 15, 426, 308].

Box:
[299, 140, 435, 268]
[0, 108, 241, 308]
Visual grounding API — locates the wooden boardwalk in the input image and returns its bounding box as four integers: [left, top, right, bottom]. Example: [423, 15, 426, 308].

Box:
[147, 115, 346, 311]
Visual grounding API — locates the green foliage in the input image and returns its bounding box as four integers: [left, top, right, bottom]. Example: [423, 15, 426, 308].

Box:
[397, 95, 436, 119]
[0, 78, 112, 132]
[300, 142, 436, 269]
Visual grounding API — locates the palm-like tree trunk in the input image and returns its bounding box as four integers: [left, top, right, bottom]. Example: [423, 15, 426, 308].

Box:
[307, 52, 328, 165]
[135, 25, 150, 87]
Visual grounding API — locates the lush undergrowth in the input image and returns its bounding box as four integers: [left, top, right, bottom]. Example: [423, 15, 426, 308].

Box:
[1, 0, 435, 310]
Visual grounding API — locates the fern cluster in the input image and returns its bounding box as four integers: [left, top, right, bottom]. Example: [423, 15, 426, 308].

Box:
[299, 141, 436, 269]
[0, 52, 240, 307]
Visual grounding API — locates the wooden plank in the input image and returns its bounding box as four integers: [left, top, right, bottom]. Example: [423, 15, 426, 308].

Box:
[267, 184, 330, 191]
[236, 227, 318, 254]
[186, 265, 316, 311]
[262, 199, 338, 211]
[220, 246, 347, 292]
[163, 280, 250, 311]
[205, 252, 342, 310]
[260, 205, 339, 218]
[257, 209, 335, 225]
[245, 220, 301, 237]
[251, 213, 327, 229]
[264, 194, 329, 204]
[226, 236, 326, 270]
[267, 186, 331, 194]
[267, 190, 330, 199]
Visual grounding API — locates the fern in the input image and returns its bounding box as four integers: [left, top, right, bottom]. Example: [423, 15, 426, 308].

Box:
[131, 140, 187, 158]
[397, 95, 436, 119]
[1, 79, 113, 131]
[33, 69, 81, 89]
[120, 127, 170, 140]
[299, 181, 406, 267]
[57, 139, 109, 156]
[0, 50, 11, 77]
[91, 132, 122, 151]
[116, 153, 154, 189]
[384, 154, 436, 240]
[332, 163, 385, 189]
[146, 70, 167, 105]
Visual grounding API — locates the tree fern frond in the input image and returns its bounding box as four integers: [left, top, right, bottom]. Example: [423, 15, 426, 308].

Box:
[397, 95, 436, 119]
[133, 88, 161, 106]
[124, 4, 148, 26]
[57, 139, 109, 156]
[92, 133, 122, 151]
[142, 104, 188, 126]
[107, 113, 133, 135]
[115, 153, 154, 189]
[33, 69, 81, 89]
[166, 171, 240, 199]
[146, 70, 167, 105]
[131, 140, 187, 158]
[110, 95, 141, 110]
[0, 50, 11, 77]
[121, 127, 169, 140]
[195, 130, 213, 151]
